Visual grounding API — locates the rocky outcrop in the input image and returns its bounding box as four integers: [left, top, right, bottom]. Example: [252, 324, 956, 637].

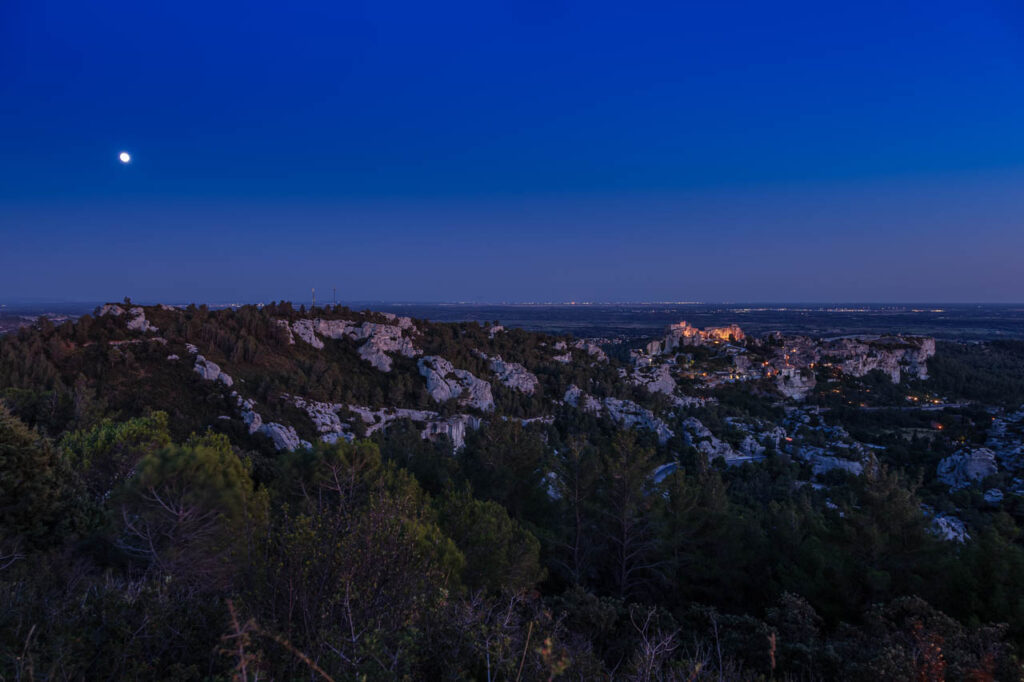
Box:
[604, 398, 674, 443]
[789, 442, 871, 478]
[564, 386, 672, 443]
[126, 308, 157, 333]
[776, 367, 816, 401]
[631, 364, 676, 395]
[378, 313, 416, 331]
[259, 422, 311, 451]
[193, 355, 233, 387]
[937, 448, 998, 490]
[756, 334, 936, 390]
[573, 340, 608, 362]
[290, 396, 347, 436]
[682, 418, 737, 462]
[563, 385, 602, 414]
[356, 328, 420, 371]
[926, 510, 970, 543]
[286, 318, 420, 371]
[285, 394, 477, 446]
[241, 407, 262, 435]
[234, 395, 262, 434]
[421, 414, 483, 449]
[484, 355, 538, 394]
[984, 488, 1004, 504]
[681, 418, 777, 465]
[98, 304, 158, 333]
[275, 319, 295, 344]
[291, 319, 324, 349]
[829, 336, 935, 382]
[418, 356, 494, 411]
[345, 404, 482, 449]
[552, 352, 572, 364]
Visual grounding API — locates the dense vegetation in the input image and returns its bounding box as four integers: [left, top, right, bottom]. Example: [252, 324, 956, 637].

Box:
[1, 304, 1022, 680]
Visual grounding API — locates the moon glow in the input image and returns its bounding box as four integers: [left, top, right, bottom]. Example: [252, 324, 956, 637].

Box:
[119, 152, 131, 163]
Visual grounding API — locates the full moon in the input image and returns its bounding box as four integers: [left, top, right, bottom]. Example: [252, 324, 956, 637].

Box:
[119, 152, 131, 163]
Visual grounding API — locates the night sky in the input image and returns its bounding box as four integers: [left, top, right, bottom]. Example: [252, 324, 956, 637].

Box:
[2, 0, 1023, 303]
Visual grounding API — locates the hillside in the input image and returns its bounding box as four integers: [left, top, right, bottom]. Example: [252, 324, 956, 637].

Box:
[2, 301, 1024, 680]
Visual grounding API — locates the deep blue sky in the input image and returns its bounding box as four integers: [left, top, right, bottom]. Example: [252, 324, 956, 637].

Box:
[2, 0, 1023, 303]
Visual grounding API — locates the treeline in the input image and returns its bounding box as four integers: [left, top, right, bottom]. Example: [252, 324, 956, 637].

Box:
[1, 405, 1021, 680]
[927, 340, 1024, 406]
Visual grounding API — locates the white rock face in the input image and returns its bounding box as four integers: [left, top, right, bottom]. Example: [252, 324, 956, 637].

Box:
[275, 319, 295, 345]
[98, 304, 158, 332]
[166, 354, 180, 361]
[418, 356, 494, 411]
[355, 329, 419, 371]
[485, 355, 539, 394]
[291, 319, 325, 349]
[831, 336, 936, 382]
[929, 512, 971, 543]
[573, 340, 608, 362]
[984, 488, 1005, 504]
[290, 396, 347, 435]
[631, 364, 676, 395]
[564, 386, 672, 443]
[259, 422, 311, 451]
[683, 418, 737, 462]
[242, 407, 262, 434]
[346, 404, 482, 449]
[604, 398, 673, 443]
[234, 396, 263, 434]
[284, 318, 420, 371]
[185, 343, 199, 355]
[776, 367, 816, 401]
[193, 355, 234, 387]
[937, 448, 998, 490]
[488, 324, 505, 338]
[552, 352, 572, 364]
[125, 307, 158, 333]
[563, 385, 602, 414]
[682, 418, 770, 464]
[420, 414, 483, 449]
